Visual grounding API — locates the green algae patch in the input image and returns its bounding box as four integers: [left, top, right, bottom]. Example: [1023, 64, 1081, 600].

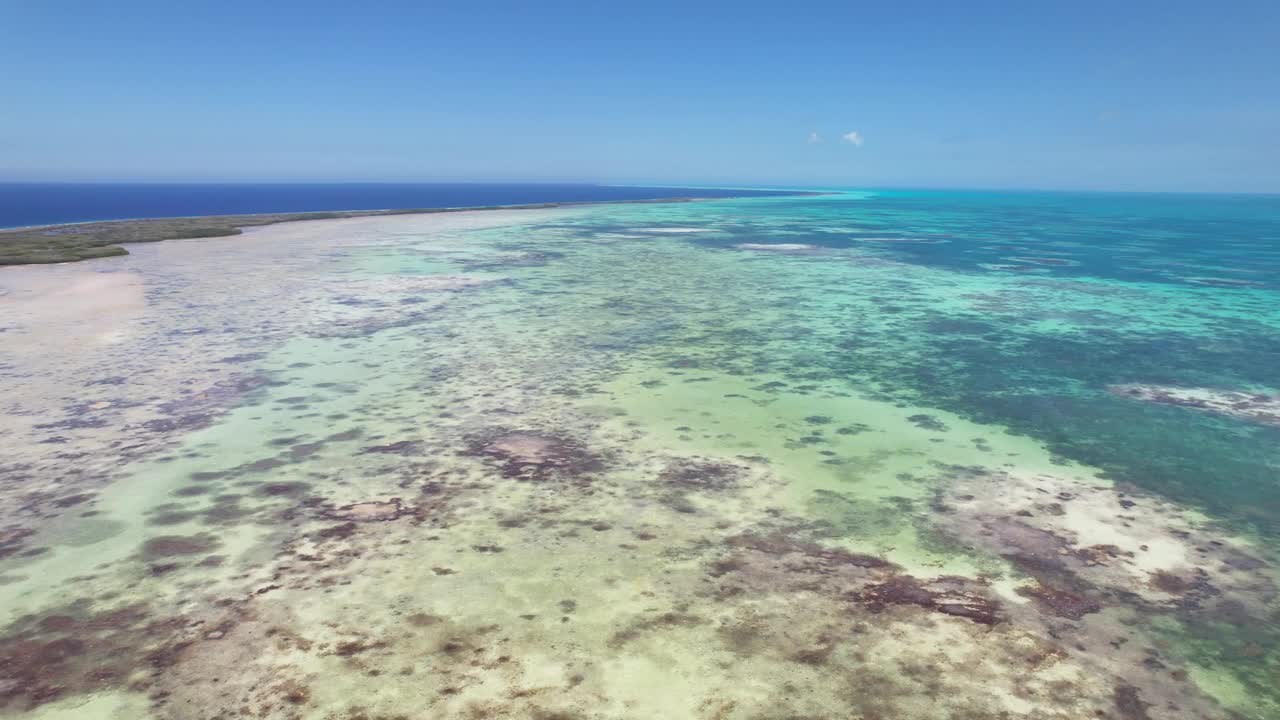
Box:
[1149, 614, 1280, 720]
[595, 368, 1057, 577]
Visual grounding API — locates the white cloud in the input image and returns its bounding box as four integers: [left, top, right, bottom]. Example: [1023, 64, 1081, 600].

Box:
[841, 131, 864, 147]
[807, 131, 822, 144]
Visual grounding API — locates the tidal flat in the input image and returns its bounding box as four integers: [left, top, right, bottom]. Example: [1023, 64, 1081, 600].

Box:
[1, 191, 1279, 719]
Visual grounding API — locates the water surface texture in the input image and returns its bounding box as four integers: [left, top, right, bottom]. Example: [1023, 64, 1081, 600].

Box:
[1, 190, 1278, 719]
[0, 183, 794, 228]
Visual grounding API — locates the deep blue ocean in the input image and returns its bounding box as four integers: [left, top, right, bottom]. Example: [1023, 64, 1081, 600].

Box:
[0, 182, 792, 228]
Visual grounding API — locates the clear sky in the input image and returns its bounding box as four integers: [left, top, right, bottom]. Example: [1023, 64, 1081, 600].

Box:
[2, 1, 1278, 192]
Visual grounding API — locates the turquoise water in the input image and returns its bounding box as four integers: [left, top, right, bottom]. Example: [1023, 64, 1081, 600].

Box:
[1, 191, 1278, 719]
[682, 190, 1280, 532]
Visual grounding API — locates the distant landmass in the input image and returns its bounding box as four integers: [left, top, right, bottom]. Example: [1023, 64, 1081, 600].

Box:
[0, 183, 811, 265]
[0, 182, 797, 229]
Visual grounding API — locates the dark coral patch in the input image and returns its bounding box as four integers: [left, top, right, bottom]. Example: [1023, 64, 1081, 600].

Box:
[325, 428, 364, 442]
[906, 414, 949, 432]
[1113, 684, 1153, 720]
[288, 442, 324, 459]
[724, 532, 898, 572]
[200, 498, 251, 525]
[406, 613, 444, 627]
[140, 534, 220, 561]
[359, 440, 423, 455]
[0, 601, 195, 711]
[835, 424, 872, 435]
[149, 492, 202, 515]
[141, 414, 215, 434]
[607, 611, 704, 648]
[137, 375, 271, 439]
[218, 352, 268, 364]
[322, 498, 414, 522]
[464, 430, 605, 483]
[1016, 583, 1102, 620]
[0, 528, 36, 561]
[146, 511, 198, 527]
[51, 494, 94, 508]
[314, 522, 359, 541]
[659, 459, 741, 492]
[853, 575, 1002, 625]
[240, 457, 288, 473]
[255, 481, 312, 498]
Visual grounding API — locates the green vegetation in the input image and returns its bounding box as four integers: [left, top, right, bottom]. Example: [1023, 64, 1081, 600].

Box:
[0, 209, 450, 265]
[0, 197, 723, 266]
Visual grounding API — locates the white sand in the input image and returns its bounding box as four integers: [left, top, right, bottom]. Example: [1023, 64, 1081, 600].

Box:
[1110, 384, 1280, 427]
[734, 243, 820, 251]
[634, 227, 714, 234]
[0, 269, 144, 353]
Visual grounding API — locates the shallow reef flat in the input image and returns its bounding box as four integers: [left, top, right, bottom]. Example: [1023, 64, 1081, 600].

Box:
[1, 192, 1279, 719]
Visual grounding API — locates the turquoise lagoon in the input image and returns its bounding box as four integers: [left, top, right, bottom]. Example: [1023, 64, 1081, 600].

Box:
[0, 190, 1278, 719]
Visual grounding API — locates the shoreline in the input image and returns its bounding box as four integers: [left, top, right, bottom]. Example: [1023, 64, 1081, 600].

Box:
[0, 191, 827, 266]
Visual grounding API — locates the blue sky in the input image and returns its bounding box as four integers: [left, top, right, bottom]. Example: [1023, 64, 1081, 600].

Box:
[2, 1, 1278, 192]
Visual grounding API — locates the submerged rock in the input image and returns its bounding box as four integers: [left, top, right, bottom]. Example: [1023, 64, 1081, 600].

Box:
[854, 575, 1003, 625]
[933, 465, 1278, 623]
[659, 458, 743, 492]
[1016, 582, 1103, 620]
[465, 430, 605, 483]
[1109, 384, 1280, 427]
[140, 534, 220, 560]
[0, 600, 199, 712]
[323, 499, 413, 522]
[0, 528, 35, 561]
[723, 531, 898, 572]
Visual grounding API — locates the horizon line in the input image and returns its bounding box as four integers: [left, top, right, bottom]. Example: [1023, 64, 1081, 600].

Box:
[1, 179, 1278, 197]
